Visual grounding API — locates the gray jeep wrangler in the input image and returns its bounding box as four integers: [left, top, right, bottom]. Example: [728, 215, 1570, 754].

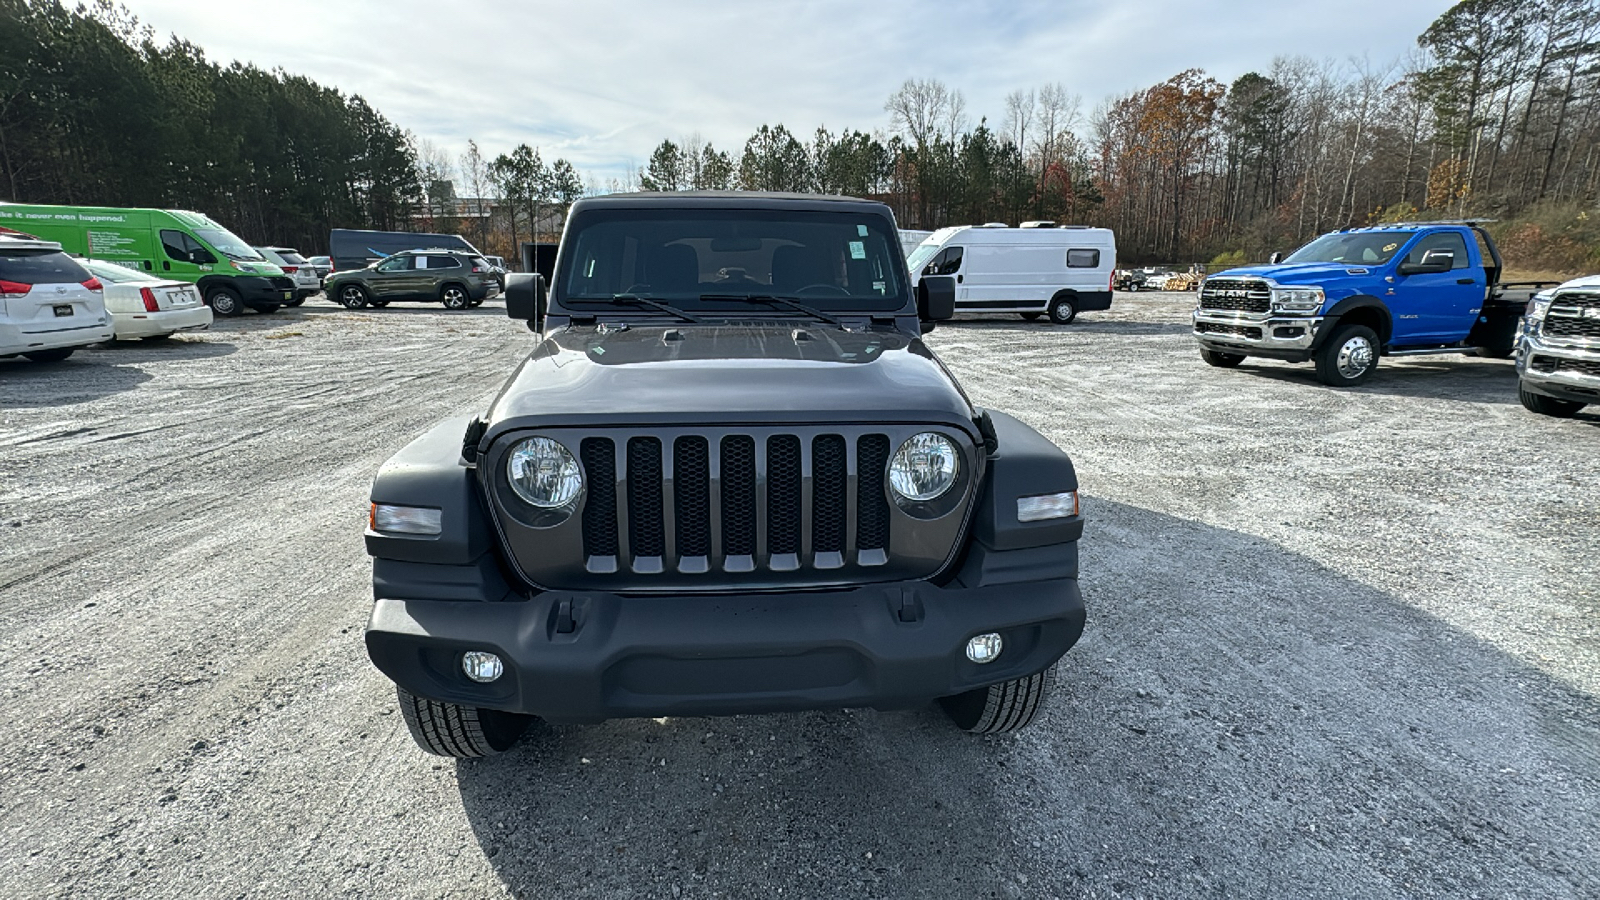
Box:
[363, 192, 1087, 757]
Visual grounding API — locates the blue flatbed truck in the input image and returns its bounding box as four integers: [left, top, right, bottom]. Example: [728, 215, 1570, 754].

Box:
[1192, 222, 1550, 387]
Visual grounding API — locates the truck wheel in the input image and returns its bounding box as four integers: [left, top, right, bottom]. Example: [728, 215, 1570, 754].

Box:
[939, 667, 1053, 734]
[1519, 384, 1585, 418]
[338, 285, 369, 310]
[1314, 324, 1379, 386]
[396, 687, 532, 758]
[1200, 348, 1246, 368]
[23, 347, 74, 362]
[287, 296, 307, 308]
[1474, 346, 1514, 360]
[207, 286, 244, 317]
[441, 285, 470, 310]
[1048, 295, 1078, 325]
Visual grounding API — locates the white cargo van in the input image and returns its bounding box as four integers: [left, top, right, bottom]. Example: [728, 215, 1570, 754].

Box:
[905, 222, 1116, 324]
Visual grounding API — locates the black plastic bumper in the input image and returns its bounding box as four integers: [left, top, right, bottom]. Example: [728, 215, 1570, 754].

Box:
[236, 276, 296, 307]
[366, 570, 1083, 723]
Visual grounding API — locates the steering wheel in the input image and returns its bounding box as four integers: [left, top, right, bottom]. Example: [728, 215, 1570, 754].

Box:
[793, 283, 851, 297]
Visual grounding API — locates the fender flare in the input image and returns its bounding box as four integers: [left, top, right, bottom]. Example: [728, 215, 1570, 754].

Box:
[1317, 295, 1392, 347]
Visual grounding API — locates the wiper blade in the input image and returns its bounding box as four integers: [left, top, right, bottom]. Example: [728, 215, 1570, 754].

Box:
[701, 294, 844, 327]
[609, 293, 703, 323]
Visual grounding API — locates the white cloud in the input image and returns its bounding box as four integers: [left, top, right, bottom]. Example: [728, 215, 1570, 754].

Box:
[119, 0, 1452, 184]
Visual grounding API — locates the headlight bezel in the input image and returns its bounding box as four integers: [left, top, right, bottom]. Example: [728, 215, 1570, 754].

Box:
[506, 435, 583, 511]
[886, 431, 969, 520]
[1269, 285, 1325, 314]
[1526, 292, 1554, 322]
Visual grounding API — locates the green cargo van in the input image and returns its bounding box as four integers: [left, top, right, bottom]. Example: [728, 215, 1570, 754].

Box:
[0, 204, 294, 315]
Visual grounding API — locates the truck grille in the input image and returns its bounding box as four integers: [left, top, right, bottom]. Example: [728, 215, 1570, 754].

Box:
[1195, 321, 1262, 340]
[577, 431, 893, 572]
[1543, 293, 1600, 339]
[483, 421, 989, 594]
[1199, 278, 1272, 314]
[269, 276, 295, 291]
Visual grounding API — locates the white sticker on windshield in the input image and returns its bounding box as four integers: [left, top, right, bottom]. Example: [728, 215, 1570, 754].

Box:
[858, 225, 869, 236]
[849, 241, 866, 259]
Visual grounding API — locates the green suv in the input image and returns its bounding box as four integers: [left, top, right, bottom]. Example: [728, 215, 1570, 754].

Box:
[324, 249, 500, 310]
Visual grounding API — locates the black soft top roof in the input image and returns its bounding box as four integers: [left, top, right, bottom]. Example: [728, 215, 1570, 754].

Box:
[571, 191, 893, 216]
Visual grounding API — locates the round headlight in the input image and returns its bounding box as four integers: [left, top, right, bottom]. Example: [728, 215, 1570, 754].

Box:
[889, 432, 960, 501]
[507, 437, 582, 508]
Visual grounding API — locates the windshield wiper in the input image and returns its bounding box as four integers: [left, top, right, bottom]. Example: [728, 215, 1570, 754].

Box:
[700, 294, 845, 327]
[609, 293, 703, 323]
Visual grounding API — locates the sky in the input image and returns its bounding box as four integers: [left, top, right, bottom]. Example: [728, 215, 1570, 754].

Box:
[118, 0, 1454, 188]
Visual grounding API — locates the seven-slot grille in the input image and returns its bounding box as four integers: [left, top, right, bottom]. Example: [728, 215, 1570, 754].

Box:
[1195, 321, 1262, 340]
[575, 430, 894, 577]
[1199, 278, 1272, 314]
[1543, 292, 1600, 339]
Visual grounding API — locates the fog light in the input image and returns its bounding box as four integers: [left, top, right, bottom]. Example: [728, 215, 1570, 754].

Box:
[965, 633, 1003, 664]
[461, 651, 503, 683]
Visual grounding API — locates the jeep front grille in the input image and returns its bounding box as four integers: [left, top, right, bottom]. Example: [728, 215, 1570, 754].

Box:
[578, 431, 891, 573]
[1543, 293, 1600, 339]
[491, 425, 970, 592]
[1199, 278, 1272, 314]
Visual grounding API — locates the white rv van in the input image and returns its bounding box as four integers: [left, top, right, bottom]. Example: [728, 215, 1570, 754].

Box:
[905, 222, 1116, 323]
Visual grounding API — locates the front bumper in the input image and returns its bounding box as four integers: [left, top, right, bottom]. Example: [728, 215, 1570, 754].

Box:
[366, 570, 1084, 722]
[1193, 310, 1322, 361]
[1517, 327, 1600, 404]
[235, 276, 296, 307]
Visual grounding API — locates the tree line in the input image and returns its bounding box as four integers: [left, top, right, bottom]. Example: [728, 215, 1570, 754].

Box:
[0, 0, 592, 261]
[7, 0, 1599, 271]
[623, 0, 1600, 269]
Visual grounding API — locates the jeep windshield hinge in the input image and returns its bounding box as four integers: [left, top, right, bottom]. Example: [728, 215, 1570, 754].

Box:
[461, 416, 487, 465]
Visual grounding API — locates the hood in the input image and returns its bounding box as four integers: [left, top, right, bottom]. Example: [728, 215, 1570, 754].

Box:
[1213, 262, 1380, 284]
[485, 323, 975, 433]
[1553, 274, 1600, 292]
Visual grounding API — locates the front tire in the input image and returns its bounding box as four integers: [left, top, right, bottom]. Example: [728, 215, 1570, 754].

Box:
[287, 296, 307, 308]
[23, 347, 74, 362]
[1048, 294, 1078, 325]
[1519, 384, 1586, 418]
[1200, 348, 1246, 368]
[441, 284, 470, 310]
[939, 668, 1054, 734]
[206, 286, 244, 317]
[337, 284, 370, 310]
[396, 687, 533, 758]
[1314, 323, 1379, 387]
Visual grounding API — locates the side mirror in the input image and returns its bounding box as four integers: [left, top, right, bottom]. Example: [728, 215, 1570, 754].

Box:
[1268, 251, 1283, 265]
[1399, 249, 1454, 276]
[917, 275, 956, 333]
[505, 272, 547, 330]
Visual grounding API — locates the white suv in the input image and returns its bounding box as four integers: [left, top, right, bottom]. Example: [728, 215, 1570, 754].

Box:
[1, 235, 114, 363]
[255, 247, 321, 304]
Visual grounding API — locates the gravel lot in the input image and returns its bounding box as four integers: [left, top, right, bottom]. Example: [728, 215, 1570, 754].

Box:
[2, 291, 1596, 899]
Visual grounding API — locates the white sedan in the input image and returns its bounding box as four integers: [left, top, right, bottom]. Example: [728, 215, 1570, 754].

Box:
[79, 259, 212, 340]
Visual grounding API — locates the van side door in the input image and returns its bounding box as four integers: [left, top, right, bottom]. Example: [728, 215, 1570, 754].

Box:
[1390, 230, 1480, 345]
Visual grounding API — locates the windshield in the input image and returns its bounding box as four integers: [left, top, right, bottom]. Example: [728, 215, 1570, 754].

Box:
[195, 228, 264, 261]
[84, 259, 159, 283]
[1284, 231, 1415, 266]
[905, 241, 940, 275]
[560, 208, 906, 313]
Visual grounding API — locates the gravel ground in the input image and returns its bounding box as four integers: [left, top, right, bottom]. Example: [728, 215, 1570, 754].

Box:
[1, 292, 1596, 899]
